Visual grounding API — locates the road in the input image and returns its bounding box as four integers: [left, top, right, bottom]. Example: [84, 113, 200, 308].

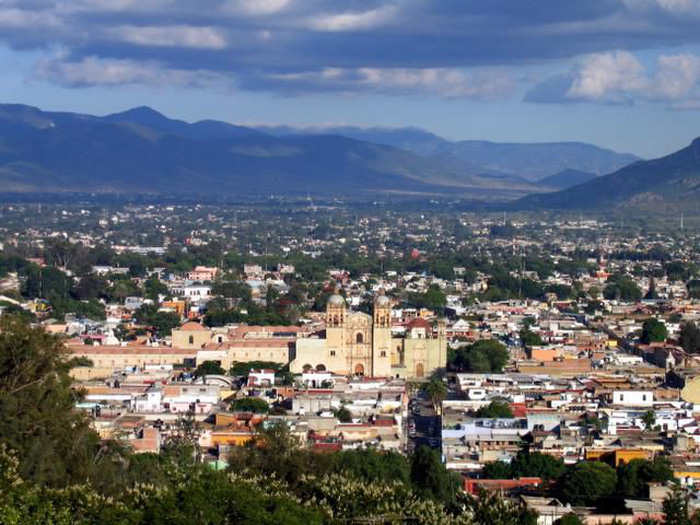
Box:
[406, 391, 441, 454]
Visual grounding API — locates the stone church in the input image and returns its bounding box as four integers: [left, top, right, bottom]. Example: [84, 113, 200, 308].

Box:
[291, 291, 446, 379]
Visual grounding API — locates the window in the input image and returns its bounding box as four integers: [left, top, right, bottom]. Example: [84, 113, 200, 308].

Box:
[188, 335, 194, 345]
[356, 332, 364, 344]
[380, 350, 387, 357]
[330, 350, 336, 356]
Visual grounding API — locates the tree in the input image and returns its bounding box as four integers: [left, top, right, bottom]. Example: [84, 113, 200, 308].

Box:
[645, 277, 659, 300]
[679, 322, 700, 354]
[663, 483, 691, 525]
[641, 410, 656, 431]
[640, 318, 667, 344]
[520, 328, 544, 347]
[231, 397, 270, 413]
[0, 316, 101, 486]
[449, 339, 509, 373]
[193, 360, 226, 378]
[474, 400, 514, 419]
[333, 406, 353, 422]
[463, 486, 538, 525]
[510, 450, 566, 481]
[482, 460, 513, 479]
[410, 446, 461, 505]
[556, 514, 586, 525]
[604, 275, 642, 302]
[560, 461, 617, 506]
[422, 378, 447, 414]
[617, 457, 674, 498]
[134, 304, 181, 336]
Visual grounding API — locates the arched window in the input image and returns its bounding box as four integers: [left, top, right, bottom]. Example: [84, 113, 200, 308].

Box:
[316, 364, 326, 371]
[354, 363, 365, 376]
[188, 335, 194, 345]
[415, 363, 425, 378]
[302, 364, 313, 372]
[356, 332, 364, 344]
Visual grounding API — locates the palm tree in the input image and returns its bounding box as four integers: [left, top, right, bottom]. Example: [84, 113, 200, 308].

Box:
[422, 378, 447, 415]
[642, 409, 656, 431]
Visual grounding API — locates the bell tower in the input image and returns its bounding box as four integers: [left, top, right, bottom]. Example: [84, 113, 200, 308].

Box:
[326, 289, 346, 352]
[372, 290, 392, 377]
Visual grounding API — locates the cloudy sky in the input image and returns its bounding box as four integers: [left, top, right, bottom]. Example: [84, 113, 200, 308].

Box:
[2, 0, 700, 157]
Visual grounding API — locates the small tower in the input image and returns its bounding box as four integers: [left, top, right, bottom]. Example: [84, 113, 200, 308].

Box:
[372, 290, 393, 377]
[326, 287, 346, 353]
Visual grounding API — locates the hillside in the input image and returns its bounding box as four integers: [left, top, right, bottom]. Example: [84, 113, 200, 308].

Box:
[259, 125, 639, 180]
[514, 138, 700, 210]
[0, 104, 543, 198]
[538, 169, 597, 190]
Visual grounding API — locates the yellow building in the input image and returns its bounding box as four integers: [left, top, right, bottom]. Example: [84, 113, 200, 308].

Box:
[291, 292, 446, 379]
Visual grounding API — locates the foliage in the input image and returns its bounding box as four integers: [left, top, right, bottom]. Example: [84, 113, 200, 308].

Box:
[193, 360, 226, 378]
[662, 483, 692, 525]
[449, 339, 509, 373]
[641, 410, 657, 431]
[231, 397, 270, 413]
[617, 457, 673, 498]
[603, 274, 642, 302]
[0, 316, 101, 487]
[422, 378, 448, 412]
[408, 285, 447, 310]
[640, 318, 667, 344]
[520, 328, 544, 347]
[410, 446, 462, 505]
[461, 486, 538, 525]
[229, 361, 282, 377]
[560, 461, 617, 506]
[555, 514, 586, 525]
[134, 304, 181, 336]
[482, 451, 566, 482]
[679, 322, 700, 354]
[474, 401, 513, 419]
[333, 406, 353, 422]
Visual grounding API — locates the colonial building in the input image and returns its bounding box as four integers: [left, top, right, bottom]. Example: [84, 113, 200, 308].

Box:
[291, 292, 446, 379]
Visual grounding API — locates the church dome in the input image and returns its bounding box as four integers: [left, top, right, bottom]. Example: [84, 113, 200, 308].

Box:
[375, 294, 390, 307]
[327, 294, 345, 307]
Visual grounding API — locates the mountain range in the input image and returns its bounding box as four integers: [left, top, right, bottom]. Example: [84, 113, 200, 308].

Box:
[257, 124, 639, 181]
[0, 103, 641, 199]
[514, 137, 700, 210]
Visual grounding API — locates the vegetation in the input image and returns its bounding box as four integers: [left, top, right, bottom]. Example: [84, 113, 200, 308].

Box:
[193, 360, 226, 378]
[640, 318, 667, 344]
[231, 397, 270, 413]
[474, 400, 514, 419]
[449, 339, 509, 373]
[679, 321, 700, 354]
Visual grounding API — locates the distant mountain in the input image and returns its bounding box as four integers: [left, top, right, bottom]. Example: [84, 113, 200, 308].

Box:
[104, 106, 263, 140]
[514, 138, 700, 210]
[0, 104, 543, 198]
[538, 169, 597, 189]
[258, 125, 640, 180]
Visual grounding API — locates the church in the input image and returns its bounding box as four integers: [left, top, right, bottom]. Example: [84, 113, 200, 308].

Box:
[290, 291, 447, 379]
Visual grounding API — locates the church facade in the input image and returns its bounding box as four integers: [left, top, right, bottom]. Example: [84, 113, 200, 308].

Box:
[290, 292, 446, 379]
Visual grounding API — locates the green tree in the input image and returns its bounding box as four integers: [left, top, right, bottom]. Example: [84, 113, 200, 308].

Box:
[556, 514, 586, 525]
[333, 406, 353, 422]
[679, 322, 700, 354]
[450, 339, 510, 373]
[231, 397, 270, 413]
[641, 410, 657, 431]
[463, 486, 538, 525]
[0, 316, 100, 486]
[560, 461, 617, 506]
[510, 450, 566, 481]
[603, 275, 642, 302]
[482, 460, 513, 479]
[520, 328, 544, 347]
[617, 457, 674, 498]
[410, 446, 461, 505]
[474, 400, 514, 419]
[422, 377, 447, 414]
[641, 318, 667, 344]
[663, 483, 691, 525]
[193, 360, 226, 378]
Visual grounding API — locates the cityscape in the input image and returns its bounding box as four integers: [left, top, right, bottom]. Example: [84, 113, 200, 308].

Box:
[3, 2, 700, 525]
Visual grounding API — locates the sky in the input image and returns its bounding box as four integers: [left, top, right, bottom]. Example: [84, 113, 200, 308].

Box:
[1, 1, 700, 157]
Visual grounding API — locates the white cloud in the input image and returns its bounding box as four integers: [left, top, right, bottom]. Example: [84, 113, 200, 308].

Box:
[564, 50, 700, 104]
[308, 6, 397, 32]
[268, 66, 515, 99]
[34, 55, 229, 88]
[111, 25, 228, 50]
[0, 8, 61, 28]
[227, 0, 292, 15]
[567, 51, 648, 102]
[623, 0, 700, 15]
[650, 53, 700, 99]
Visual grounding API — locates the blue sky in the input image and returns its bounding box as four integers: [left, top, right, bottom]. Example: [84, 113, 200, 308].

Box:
[1, 1, 700, 158]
